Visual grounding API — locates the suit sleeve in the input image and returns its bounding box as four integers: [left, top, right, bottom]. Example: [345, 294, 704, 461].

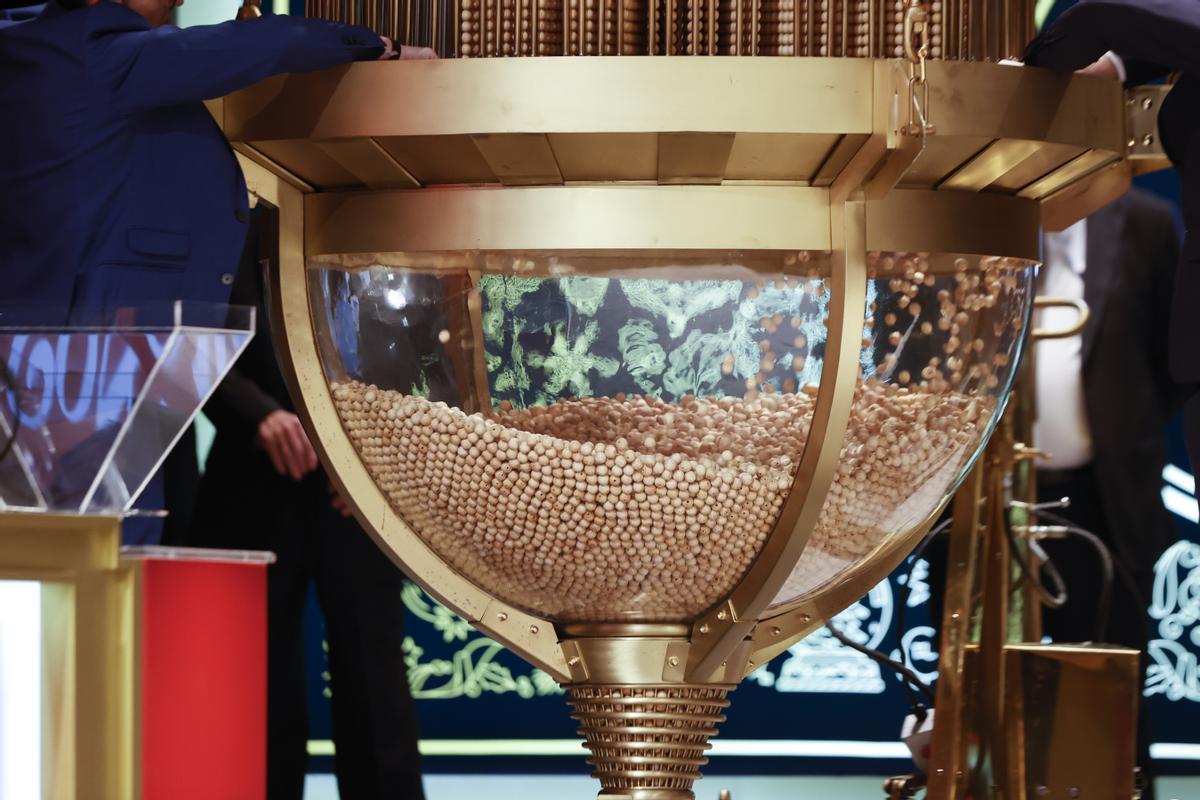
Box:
[1025, 0, 1200, 84]
[202, 233, 283, 441]
[1147, 205, 1197, 411]
[87, 8, 385, 112]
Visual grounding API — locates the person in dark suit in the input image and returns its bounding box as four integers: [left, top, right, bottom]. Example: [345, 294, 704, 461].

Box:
[1033, 189, 1184, 800]
[925, 189, 1182, 800]
[190, 213, 425, 800]
[0, 0, 399, 326]
[1025, 0, 1200, 471]
[0, 2, 43, 26]
[0, 0, 398, 543]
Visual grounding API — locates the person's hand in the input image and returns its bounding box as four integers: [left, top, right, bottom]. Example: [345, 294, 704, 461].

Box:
[256, 410, 318, 481]
[378, 37, 438, 60]
[1079, 52, 1122, 80]
[329, 482, 354, 518]
[399, 45, 438, 60]
[379, 35, 399, 59]
[1079, 57, 1120, 79]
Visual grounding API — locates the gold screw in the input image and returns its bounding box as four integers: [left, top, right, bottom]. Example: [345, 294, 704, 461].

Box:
[568, 656, 581, 667]
[529, 625, 539, 635]
[1143, 96, 1154, 110]
[1144, 133, 1155, 146]
[668, 656, 680, 667]
[699, 623, 710, 634]
[771, 626, 781, 636]
[800, 613, 812, 624]
[497, 612, 508, 622]
[716, 610, 728, 621]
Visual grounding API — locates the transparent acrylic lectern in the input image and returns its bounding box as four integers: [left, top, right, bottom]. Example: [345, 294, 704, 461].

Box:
[0, 302, 253, 799]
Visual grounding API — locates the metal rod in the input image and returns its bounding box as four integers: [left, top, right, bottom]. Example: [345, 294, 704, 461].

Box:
[839, 0, 846, 56]
[616, 0, 623, 53]
[708, 0, 716, 53]
[791, 0, 799, 55]
[749, 0, 757, 54]
[577, 0, 584, 54]
[734, 0, 741, 54]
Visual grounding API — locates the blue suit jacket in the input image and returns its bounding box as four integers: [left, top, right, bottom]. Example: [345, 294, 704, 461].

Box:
[0, 4, 43, 27]
[0, 2, 382, 324]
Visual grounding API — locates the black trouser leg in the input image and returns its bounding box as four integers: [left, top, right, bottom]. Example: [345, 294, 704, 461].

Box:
[265, 521, 314, 800]
[1039, 469, 1156, 800]
[314, 499, 425, 800]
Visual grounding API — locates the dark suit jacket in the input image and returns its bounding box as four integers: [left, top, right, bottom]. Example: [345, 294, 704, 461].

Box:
[1081, 190, 1185, 577]
[0, 2, 382, 324]
[1026, 0, 1200, 381]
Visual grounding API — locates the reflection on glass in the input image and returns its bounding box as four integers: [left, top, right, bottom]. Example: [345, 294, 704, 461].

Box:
[0, 303, 255, 514]
[310, 252, 1032, 623]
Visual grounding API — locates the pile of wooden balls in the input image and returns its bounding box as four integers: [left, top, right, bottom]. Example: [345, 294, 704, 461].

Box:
[332, 376, 989, 621]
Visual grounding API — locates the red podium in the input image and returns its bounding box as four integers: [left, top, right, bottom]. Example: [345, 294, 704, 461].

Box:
[124, 546, 273, 800]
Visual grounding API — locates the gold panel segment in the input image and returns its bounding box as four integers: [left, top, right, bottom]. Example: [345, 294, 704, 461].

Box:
[656, 133, 736, 185]
[305, 185, 835, 255]
[985, 140, 1085, 193]
[470, 133, 565, 185]
[314, 137, 421, 189]
[222, 58, 876, 143]
[549, 133, 659, 182]
[940, 138, 1048, 192]
[253, 140, 366, 190]
[1038, 157, 1131, 233]
[1003, 644, 1139, 800]
[375, 134, 498, 184]
[1017, 148, 1117, 201]
[302, 185, 1042, 262]
[898, 135, 991, 189]
[724, 133, 841, 182]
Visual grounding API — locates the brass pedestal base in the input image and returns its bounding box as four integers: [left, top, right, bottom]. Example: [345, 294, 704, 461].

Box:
[569, 685, 732, 800]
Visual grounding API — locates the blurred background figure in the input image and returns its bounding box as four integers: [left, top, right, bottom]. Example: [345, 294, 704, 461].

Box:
[1032, 190, 1184, 800]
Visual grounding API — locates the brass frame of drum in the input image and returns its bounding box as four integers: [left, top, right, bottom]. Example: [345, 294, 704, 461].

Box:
[216, 54, 1162, 798]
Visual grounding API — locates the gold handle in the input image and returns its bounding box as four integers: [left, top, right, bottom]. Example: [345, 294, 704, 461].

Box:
[1031, 296, 1089, 340]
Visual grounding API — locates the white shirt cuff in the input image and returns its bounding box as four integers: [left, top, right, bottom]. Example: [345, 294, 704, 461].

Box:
[1102, 51, 1127, 83]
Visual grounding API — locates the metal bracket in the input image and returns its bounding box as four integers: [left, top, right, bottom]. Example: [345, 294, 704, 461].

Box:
[1125, 85, 1170, 169]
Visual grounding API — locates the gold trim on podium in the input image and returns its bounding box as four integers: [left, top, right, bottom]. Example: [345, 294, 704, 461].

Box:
[0, 512, 136, 800]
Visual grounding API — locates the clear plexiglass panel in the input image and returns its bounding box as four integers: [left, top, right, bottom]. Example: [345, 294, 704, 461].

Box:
[0, 303, 254, 514]
[768, 253, 1034, 608]
[309, 251, 1033, 624]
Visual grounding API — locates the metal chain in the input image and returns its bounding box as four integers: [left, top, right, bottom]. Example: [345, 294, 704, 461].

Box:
[902, 0, 934, 139]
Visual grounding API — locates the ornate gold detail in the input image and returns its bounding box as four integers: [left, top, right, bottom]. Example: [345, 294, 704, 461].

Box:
[568, 685, 732, 800]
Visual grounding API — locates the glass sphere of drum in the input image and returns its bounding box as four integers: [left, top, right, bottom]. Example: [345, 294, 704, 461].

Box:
[311, 250, 1033, 622]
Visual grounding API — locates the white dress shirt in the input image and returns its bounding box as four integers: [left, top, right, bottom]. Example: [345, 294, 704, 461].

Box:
[1034, 219, 1094, 470]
